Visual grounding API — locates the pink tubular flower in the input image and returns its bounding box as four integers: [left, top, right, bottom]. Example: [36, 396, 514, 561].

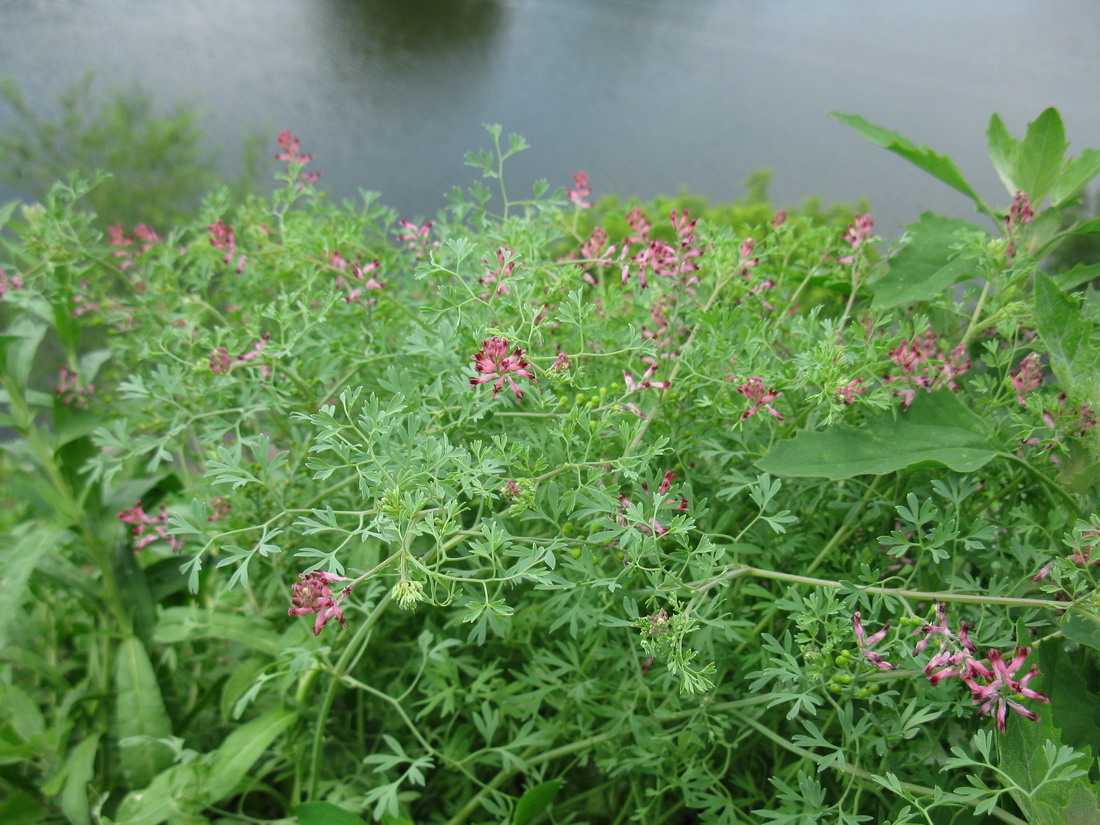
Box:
[851, 612, 896, 671]
[209, 219, 247, 273]
[838, 213, 874, 264]
[275, 129, 314, 165]
[0, 268, 24, 299]
[1010, 353, 1042, 405]
[623, 364, 670, 393]
[1005, 191, 1034, 230]
[395, 219, 438, 257]
[738, 376, 783, 421]
[56, 365, 94, 407]
[568, 171, 592, 208]
[835, 378, 865, 406]
[469, 337, 537, 403]
[288, 570, 352, 636]
[963, 646, 1049, 733]
[118, 502, 183, 552]
[550, 352, 571, 372]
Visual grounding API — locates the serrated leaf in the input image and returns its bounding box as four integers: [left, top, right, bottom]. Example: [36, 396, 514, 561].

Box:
[1051, 148, 1100, 207]
[1033, 271, 1100, 403]
[115, 636, 173, 788]
[873, 212, 984, 308]
[1016, 108, 1068, 205]
[756, 391, 1000, 480]
[831, 112, 992, 217]
[987, 113, 1021, 195]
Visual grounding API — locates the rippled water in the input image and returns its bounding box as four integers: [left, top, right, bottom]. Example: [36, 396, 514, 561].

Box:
[2, 0, 1099, 233]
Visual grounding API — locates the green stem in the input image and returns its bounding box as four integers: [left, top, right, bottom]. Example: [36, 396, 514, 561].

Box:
[727, 709, 1028, 825]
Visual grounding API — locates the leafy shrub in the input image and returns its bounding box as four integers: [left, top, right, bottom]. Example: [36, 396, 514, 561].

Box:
[1, 111, 1099, 825]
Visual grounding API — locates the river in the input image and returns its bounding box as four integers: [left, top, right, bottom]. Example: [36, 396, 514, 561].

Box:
[2, 0, 1099, 234]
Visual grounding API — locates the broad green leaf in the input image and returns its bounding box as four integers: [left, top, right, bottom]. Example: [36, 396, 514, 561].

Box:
[0, 525, 62, 649]
[155, 605, 280, 656]
[1033, 271, 1100, 403]
[1062, 609, 1100, 652]
[113, 764, 203, 825]
[1000, 700, 1100, 825]
[986, 113, 1021, 195]
[1016, 108, 1068, 204]
[61, 734, 101, 825]
[514, 779, 564, 825]
[1051, 147, 1100, 207]
[0, 791, 46, 825]
[205, 708, 296, 802]
[872, 212, 984, 308]
[295, 801, 370, 825]
[756, 391, 1000, 480]
[115, 636, 173, 788]
[1053, 261, 1100, 292]
[831, 112, 992, 217]
[1038, 642, 1100, 758]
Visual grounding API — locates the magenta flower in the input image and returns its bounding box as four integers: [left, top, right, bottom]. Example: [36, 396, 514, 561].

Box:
[0, 268, 24, 300]
[851, 612, 896, 671]
[1010, 352, 1042, 405]
[838, 213, 874, 264]
[469, 337, 537, 403]
[623, 364, 670, 393]
[209, 219, 246, 273]
[835, 378, 865, 406]
[118, 502, 183, 552]
[288, 570, 352, 636]
[56, 365, 94, 408]
[568, 171, 592, 208]
[1005, 191, 1034, 229]
[738, 376, 783, 421]
[962, 647, 1049, 733]
[275, 129, 314, 164]
[395, 219, 438, 257]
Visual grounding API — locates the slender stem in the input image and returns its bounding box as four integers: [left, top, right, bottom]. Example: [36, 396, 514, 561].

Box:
[727, 709, 1028, 825]
[699, 565, 1073, 609]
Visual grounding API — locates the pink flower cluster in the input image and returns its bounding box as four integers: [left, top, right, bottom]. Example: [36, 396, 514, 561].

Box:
[107, 224, 161, 271]
[275, 129, 320, 186]
[883, 328, 971, 409]
[617, 207, 703, 290]
[737, 376, 784, 421]
[856, 602, 1049, 733]
[469, 337, 537, 403]
[118, 502, 184, 553]
[329, 251, 384, 303]
[395, 219, 439, 258]
[1010, 352, 1042, 405]
[1020, 393, 1096, 466]
[736, 238, 776, 310]
[209, 333, 273, 380]
[56, 365, 94, 407]
[568, 171, 592, 209]
[209, 219, 247, 274]
[838, 213, 875, 264]
[288, 570, 352, 636]
[0, 267, 23, 300]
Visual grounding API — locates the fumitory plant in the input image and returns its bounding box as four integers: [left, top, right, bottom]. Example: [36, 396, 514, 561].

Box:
[0, 110, 1099, 825]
